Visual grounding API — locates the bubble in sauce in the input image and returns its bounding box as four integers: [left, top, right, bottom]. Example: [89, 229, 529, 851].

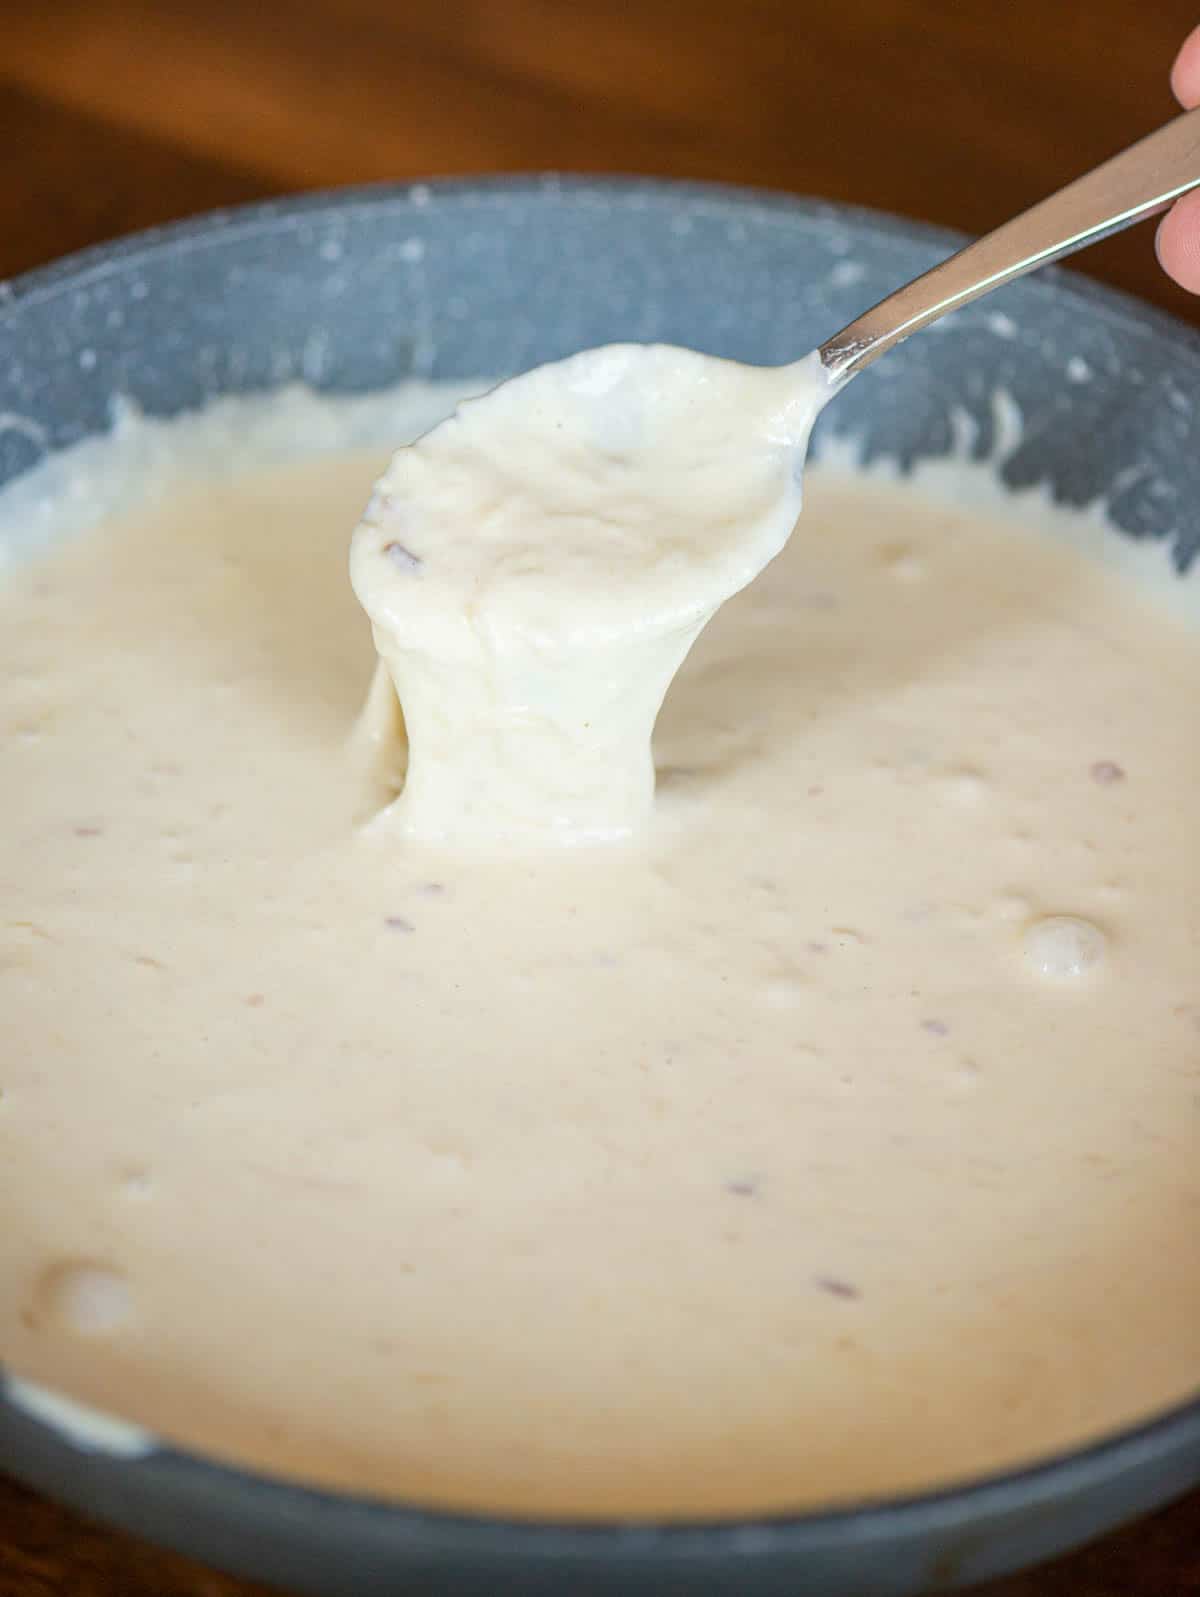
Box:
[33, 1260, 134, 1336]
[763, 975, 807, 1009]
[939, 766, 989, 804]
[878, 542, 924, 582]
[120, 1167, 153, 1199]
[949, 1056, 982, 1090]
[1023, 915, 1107, 981]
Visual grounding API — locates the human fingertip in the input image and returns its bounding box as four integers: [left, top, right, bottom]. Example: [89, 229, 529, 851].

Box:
[1156, 192, 1200, 294]
[1170, 22, 1200, 108]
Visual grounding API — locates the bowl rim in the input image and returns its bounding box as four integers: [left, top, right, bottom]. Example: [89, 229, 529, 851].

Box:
[2, 172, 1198, 1553]
[4, 169, 1200, 364]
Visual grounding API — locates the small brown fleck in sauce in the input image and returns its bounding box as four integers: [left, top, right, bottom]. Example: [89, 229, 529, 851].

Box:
[1090, 760, 1125, 785]
[382, 541, 422, 572]
[724, 1178, 760, 1198]
[815, 1276, 861, 1301]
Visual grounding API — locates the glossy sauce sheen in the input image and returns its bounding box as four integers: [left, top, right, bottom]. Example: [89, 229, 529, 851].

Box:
[1, 388, 1199, 1520]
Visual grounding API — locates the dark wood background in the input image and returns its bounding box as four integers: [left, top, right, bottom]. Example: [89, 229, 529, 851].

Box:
[2, 2, 1199, 1592]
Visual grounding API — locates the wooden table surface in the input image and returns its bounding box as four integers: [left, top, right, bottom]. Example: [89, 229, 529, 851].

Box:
[2, 2, 1199, 1593]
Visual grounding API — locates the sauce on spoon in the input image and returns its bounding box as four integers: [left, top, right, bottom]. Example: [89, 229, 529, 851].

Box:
[352, 346, 827, 841]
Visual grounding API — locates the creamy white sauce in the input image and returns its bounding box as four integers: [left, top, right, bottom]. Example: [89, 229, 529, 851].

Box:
[351, 347, 825, 842]
[1, 378, 1198, 1520]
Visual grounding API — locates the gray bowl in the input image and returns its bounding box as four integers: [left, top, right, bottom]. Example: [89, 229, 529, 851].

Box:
[2, 177, 1199, 1596]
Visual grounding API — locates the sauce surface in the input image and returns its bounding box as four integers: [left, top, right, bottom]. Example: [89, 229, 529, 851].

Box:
[1, 387, 1198, 1519]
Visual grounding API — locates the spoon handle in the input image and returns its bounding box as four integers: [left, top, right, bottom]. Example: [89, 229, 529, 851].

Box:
[818, 105, 1200, 386]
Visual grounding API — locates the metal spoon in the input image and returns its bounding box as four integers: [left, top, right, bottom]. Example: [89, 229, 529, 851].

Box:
[818, 104, 1200, 389]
